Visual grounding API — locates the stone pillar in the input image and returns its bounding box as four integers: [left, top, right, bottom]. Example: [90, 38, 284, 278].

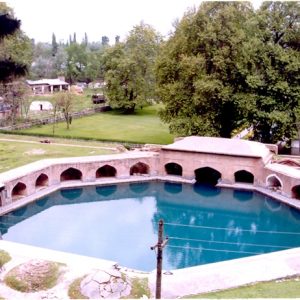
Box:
[50, 85, 54, 93]
[59, 85, 62, 91]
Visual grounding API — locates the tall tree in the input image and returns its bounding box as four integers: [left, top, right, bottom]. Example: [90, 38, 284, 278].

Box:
[115, 35, 120, 44]
[101, 36, 109, 46]
[73, 32, 77, 44]
[51, 32, 58, 57]
[83, 32, 88, 46]
[103, 22, 161, 113]
[156, 2, 253, 137]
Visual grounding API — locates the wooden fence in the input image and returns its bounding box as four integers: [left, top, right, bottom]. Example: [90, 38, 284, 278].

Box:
[0, 106, 111, 130]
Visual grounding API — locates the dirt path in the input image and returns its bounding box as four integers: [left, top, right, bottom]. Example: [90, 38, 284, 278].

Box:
[0, 138, 122, 151]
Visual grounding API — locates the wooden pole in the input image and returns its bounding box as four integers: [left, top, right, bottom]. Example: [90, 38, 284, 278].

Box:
[156, 219, 164, 299]
[151, 219, 168, 299]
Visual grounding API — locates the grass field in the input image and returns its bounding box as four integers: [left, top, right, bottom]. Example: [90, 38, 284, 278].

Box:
[184, 276, 300, 298]
[19, 105, 174, 144]
[0, 136, 116, 172]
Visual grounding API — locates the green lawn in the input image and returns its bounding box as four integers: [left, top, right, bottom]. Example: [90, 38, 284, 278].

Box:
[19, 105, 174, 144]
[184, 276, 300, 298]
[0, 138, 115, 172]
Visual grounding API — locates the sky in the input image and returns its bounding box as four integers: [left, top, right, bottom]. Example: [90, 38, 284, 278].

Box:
[7, 0, 263, 44]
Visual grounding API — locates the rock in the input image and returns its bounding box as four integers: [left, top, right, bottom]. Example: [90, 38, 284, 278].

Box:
[80, 269, 131, 299]
[92, 270, 111, 283]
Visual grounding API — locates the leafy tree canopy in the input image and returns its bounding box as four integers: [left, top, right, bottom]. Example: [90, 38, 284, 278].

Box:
[103, 22, 162, 113]
[155, 1, 300, 143]
[0, 2, 32, 82]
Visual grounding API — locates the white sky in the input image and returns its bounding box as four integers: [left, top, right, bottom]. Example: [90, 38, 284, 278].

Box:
[7, 0, 263, 44]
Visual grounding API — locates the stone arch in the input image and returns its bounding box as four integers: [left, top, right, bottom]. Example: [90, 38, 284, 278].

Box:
[266, 174, 283, 190]
[292, 185, 300, 200]
[194, 167, 221, 186]
[12, 182, 27, 199]
[165, 162, 183, 176]
[234, 170, 254, 184]
[60, 167, 82, 181]
[130, 162, 149, 175]
[35, 173, 49, 188]
[96, 165, 117, 178]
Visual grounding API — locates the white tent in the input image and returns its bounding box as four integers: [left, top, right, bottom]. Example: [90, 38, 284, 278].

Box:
[29, 101, 53, 111]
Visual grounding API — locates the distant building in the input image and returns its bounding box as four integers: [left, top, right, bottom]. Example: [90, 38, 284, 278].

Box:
[26, 77, 70, 95]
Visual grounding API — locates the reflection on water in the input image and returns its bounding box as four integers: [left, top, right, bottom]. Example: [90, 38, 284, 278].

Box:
[164, 182, 182, 194]
[1, 181, 300, 271]
[193, 183, 221, 197]
[96, 185, 117, 197]
[60, 188, 83, 200]
[233, 190, 253, 202]
[129, 182, 150, 194]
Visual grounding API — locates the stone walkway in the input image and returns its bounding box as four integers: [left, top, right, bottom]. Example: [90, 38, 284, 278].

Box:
[1, 240, 300, 298]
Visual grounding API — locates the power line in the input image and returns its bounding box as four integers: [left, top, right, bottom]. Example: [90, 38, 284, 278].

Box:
[166, 244, 262, 255]
[168, 236, 290, 249]
[164, 222, 300, 235]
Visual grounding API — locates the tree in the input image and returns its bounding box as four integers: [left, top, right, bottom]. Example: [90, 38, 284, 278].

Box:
[65, 43, 88, 83]
[155, 2, 254, 137]
[83, 32, 88, 46]
[103, 22, 161, 113]
[51, 33, 58, 57]
[101, 36, 109, 46]
[0, 3, 32, 82]
[0, 3, 33, 125]
[243, 1, 300, 143]
[155, 1, 300, 144]
[54, 91, 74, 129]
[73, 32, 77, 44]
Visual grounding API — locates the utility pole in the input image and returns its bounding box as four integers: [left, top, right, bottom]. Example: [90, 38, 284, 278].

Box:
[151, 219, 169, 299]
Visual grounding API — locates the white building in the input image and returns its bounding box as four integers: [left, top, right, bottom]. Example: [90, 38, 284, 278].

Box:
[29, 101, 53, 111]
[26, 77, 70, 95]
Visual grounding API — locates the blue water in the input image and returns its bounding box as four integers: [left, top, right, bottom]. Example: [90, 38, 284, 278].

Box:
[1, 181, 300, 271]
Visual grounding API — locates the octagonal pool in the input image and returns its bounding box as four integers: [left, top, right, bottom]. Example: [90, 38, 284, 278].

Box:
[1, 181, 300, 271]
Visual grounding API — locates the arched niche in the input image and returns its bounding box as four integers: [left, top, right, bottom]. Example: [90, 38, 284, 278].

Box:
[292, 185, 300, 200]
[266, 174, 283, 191]
[165, 162, 183, 176]
[12, 182, 27, 200]
[234, 170, 254, 184]
[35, 173, 49, 188]
[194, 167, 221, 186]
[60, 168, 82, 181]
[130, 162, 149, 175]
[96, 165, 117, 178]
